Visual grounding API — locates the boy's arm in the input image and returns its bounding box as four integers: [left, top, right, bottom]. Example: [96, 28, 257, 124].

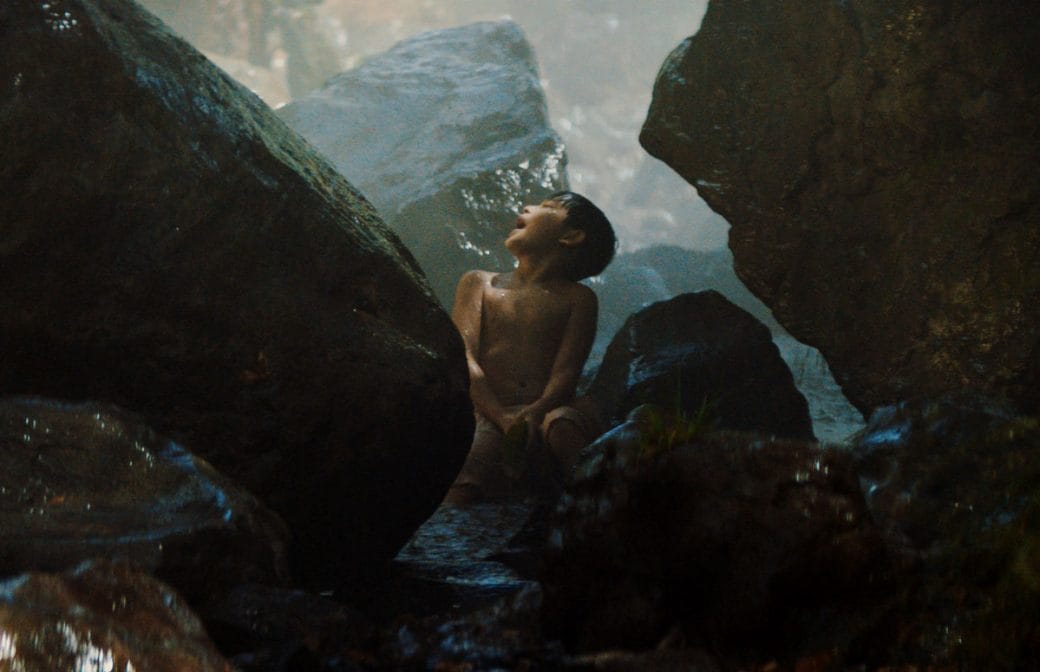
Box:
[452, 270, 509, 426]
[522, 284, 598, 429]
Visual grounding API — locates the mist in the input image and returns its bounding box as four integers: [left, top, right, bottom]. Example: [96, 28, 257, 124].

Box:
[143, 0, 725, 251]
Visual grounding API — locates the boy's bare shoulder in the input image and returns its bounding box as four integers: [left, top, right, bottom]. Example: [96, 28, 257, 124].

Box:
[456, 269, 495, 290]
[558, 279, 597, 304]
[540, 279, 597, 316]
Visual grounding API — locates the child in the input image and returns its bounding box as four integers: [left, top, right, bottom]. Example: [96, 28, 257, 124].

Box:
[444, 190, 617, 505]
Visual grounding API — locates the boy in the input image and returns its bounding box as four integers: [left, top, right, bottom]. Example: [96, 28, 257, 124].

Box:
[444, 190, 617, 505]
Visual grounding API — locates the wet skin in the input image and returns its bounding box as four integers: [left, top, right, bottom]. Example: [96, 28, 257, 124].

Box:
[451, 200, 597, 436]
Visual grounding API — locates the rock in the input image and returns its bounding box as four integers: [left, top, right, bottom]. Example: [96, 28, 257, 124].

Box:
[0, 560, 233, 671]
[853, 393, 1023, 557]
[541, 414, 884, 656]
[204, 51, 291, 108]
[591, 248, 865, 443]
[278, 20, 568, 306]
[501, 1, 731, 252]
[201, 583, 375, 670]
[393, 501, 538, 616]
[849, 394, 1040, 667]
[0, 0, 472, 588]
[565, 647, 722, 672]
[376, 583, 557, 671]
[773, 335, 866, 445]
[586, 291, 815, 440]
[0, 397, 289, 604]
[641, 1, 1040, 416]
[592, 245, 783, 363]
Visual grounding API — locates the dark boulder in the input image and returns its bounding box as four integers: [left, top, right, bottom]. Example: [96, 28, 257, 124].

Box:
[0, 0, 472, 588]
[202, 583, 376, 670]
[0, 560, 232, 671]
[849, 395, 1040, 667]
[540, 411, 884, 656]
[278, 20, 568, 307]
[641, 0, 1040, 416]
[377, 584, 553, 671]
[591, 248, 865, 443]
[586, 291, 814, 440]
[0, 397, 289, 604]
[592, 245, 783, 361]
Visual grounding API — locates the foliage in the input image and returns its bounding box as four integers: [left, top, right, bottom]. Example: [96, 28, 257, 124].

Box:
[632, 395, 716, 460]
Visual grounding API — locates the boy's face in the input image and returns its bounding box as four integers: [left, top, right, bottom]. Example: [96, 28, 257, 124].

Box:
[505, 199, 571, 255]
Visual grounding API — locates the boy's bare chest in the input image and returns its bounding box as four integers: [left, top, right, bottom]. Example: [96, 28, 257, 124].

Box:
[481, 286, 571, 335]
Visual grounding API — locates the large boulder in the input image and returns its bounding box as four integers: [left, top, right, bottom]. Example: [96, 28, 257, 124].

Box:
[849, 395, 1040, 667]
[586, 291, 815, 440]
[641, 1, 1040, 416]
[592, 245, 783, 361]
[591, 247, 865, 443]
[0, 560, 233, 672]
[0, 0, 472, 588]
[278, 20, 568, 307]
[0, 397, 289, 603]
[540, 412, 883, 657]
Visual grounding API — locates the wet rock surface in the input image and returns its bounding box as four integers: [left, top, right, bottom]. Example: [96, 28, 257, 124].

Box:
[0, 560, 233, 672]
[279, 20, 567, 307]
[0, 0, 472, 588]
[592, 245, 783, 361]
[849, 395, 1040, 667]
[591, 247, 865, 444]
[202, 584, 376, 671]
[4, 398, 1029, 670]
[641, 0, 1040, 416]
[540, 412, 884, 658]
[0, 397, 289, 603]
[587, 291, 814, 440]
[393, 502, 537, 616]
[181, 397, 1040, 670]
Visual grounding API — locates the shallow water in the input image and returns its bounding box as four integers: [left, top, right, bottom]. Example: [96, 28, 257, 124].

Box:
[389, 500, 542, 617]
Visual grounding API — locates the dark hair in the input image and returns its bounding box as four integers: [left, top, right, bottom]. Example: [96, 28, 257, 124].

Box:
[549, 190, 617, 280]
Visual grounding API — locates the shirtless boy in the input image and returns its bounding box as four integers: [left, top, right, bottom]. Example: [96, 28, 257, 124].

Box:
[444, 191, 617, 505]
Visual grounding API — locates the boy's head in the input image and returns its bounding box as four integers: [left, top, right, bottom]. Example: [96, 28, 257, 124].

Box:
[548, 190, 617, 281]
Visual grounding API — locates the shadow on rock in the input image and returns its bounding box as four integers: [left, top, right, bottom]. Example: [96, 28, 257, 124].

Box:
[540, 409, 887, 662]
[849, 393, 1040, 668]
[586, 291, 814, 441]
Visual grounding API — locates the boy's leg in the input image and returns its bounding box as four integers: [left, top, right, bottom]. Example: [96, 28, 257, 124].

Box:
[539, 397, 605, 481]
[443, 410, 526, 505]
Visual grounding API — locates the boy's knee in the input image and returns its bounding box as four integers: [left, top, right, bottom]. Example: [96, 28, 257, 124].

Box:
[542, 412, 589, 472]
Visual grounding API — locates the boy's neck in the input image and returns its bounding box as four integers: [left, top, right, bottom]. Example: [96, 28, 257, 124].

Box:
[510, 254, 567, 286]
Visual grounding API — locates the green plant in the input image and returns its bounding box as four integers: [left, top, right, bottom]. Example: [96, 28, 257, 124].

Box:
[633, 394, 716, 460]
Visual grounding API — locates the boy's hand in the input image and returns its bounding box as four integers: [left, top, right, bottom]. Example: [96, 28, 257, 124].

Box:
[519, 407, 547, 445]
[497, 408, 545, 444]
[501, 418, 529, 479]
[496, 409, 524, 435]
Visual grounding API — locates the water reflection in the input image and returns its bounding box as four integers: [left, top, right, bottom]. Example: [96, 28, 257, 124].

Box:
[0, 623, 136, 672]
[57, 621, 118, 672]
[40, 2, 79, 32]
